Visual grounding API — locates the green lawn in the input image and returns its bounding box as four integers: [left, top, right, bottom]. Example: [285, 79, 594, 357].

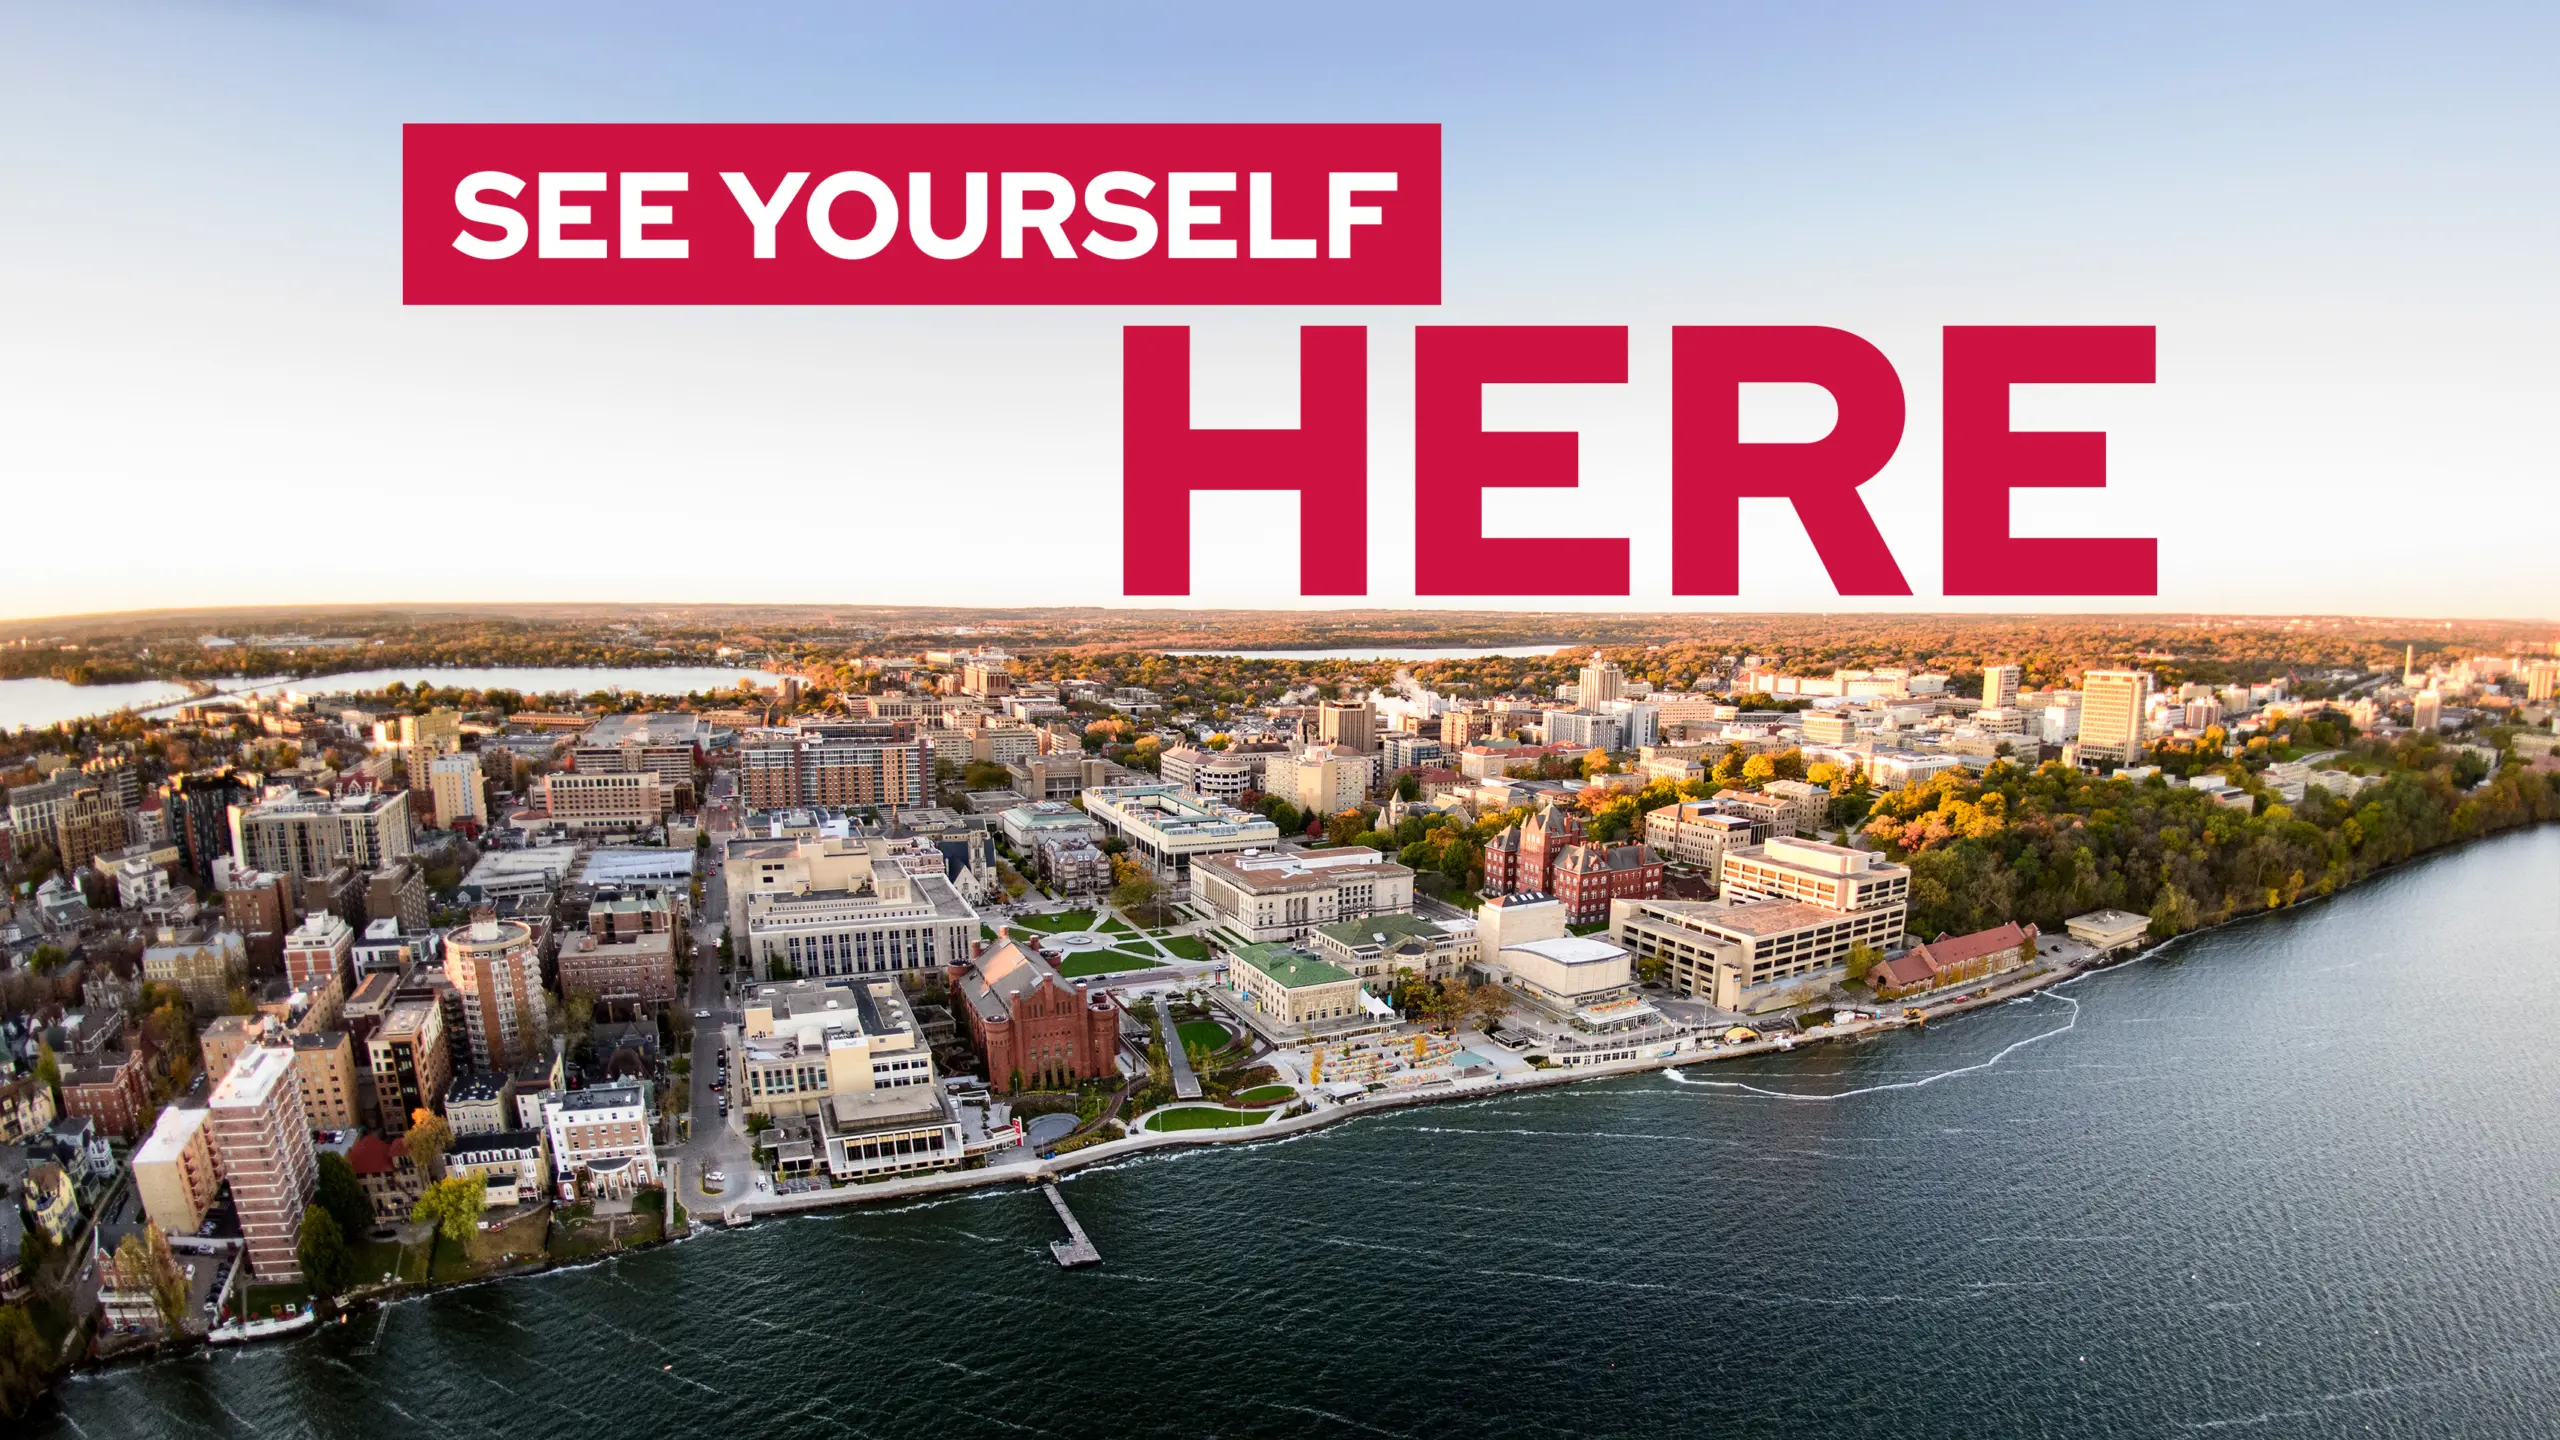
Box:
[354, 1236, 428, 1287]
[242, 1282, 311, 1317]
[1176, 1019, 1232, 1051]
[1160, 934, 1210, 961]
[1017, 909, 1096, 933]
[1143, 1106, 1274, 1132]
[1059, 949, 1161, 978]
[1231, 1084, 1295, 1105]
[980, 923, 997, 940]
[1100, 917, 1134, 934]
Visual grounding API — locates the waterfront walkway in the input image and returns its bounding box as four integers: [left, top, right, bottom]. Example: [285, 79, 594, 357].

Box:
[728, 954, 2100, 1225]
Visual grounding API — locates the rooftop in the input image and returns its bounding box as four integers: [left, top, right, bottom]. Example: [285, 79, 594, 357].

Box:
[1232, 943, 1355, 990]
[577, 713, 702, 747]
[1312, 912, 1451, 947]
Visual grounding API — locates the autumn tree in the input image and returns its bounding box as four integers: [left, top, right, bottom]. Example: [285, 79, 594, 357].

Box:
[410, 1174, 488, 1247]
[405, 1108, 453, 1178]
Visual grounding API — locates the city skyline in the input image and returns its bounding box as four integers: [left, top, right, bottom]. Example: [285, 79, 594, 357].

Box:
[2, 2, 2552, 617]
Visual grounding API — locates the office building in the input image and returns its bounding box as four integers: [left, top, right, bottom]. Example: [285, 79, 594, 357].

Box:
[1227, 944, 1367, 1032]
[1191, 846, 1416, 944]
[535, 771, 666, 833]
[2412, 690, 2442, 733]
[1542, 709, 1622, 752]
[1718, 837, 1911, 913]
[571, 713, 700, 807]
[2075, 670, 2154, 767]
[1440, 709, 1494, 749]
[1081, 785, 1283, 882]
[738, 976, 941, 1117]
[556, 927, 679, 1005]
[1270, 745, 1373, 817]
[206, 1046, 317, 1279]
[744, 860, 978, 979]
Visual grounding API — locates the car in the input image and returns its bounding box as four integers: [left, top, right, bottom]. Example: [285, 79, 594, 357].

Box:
[695, 1009, 711, 1019]
[703, 1169, 726, 1185]
[756, 1176, 770, 1190]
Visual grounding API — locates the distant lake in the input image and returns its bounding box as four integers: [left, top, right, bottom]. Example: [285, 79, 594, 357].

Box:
[222, 666, 785, 702]
[0, 666, 784, 730]
[1165, 644, 1581, 662]
[0, 678, 195, 730]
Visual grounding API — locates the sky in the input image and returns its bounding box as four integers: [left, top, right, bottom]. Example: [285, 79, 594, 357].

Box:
[1, 1, 2554, 622]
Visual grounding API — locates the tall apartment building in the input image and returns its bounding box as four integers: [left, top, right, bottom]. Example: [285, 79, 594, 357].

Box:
[2075, 670, 2154, 767]
[229, 789, 415, 879]
[133, 1103, 222, 1236]
[556, 928, 679, 1005]
[1318, 699, 1376, 754]
[1271, 745, 1372, 817]
[206, 1046, 318, 1280]
[1802, 710, 1859, 746]
[443, 912, 547, 1070]
[1982, 664, 2023, 710]
[1578, 652, 1627, 704]
[2412, 690, 2443, 732]
[164, 771, 251, 876]
[53, 783, 134, 870]
[367, 999, 451, 1136]
[427, 750, 487, 830]
[1542, 709, 1622, 752]
[1439, 709, 1493, 749]
[738, 726, 929, 809]
[283, 910, 355, 996]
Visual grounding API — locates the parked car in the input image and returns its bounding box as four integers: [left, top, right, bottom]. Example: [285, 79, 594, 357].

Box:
[703, 1169, 725, 1185]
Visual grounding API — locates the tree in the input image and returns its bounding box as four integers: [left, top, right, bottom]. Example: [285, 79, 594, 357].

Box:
[32, 1041, 59, 1099]
[297, 1209, 357, 1299]
[0, 1304, 52, 1420]
[410, 1174, 487, 1246]
[314, 1151, 374, 1241]
[1116, 855, 1167, 912]
[1844, 942, 1881, 985]
[112, 1225, 190, 1335]
[405, 1109, 453, 1178]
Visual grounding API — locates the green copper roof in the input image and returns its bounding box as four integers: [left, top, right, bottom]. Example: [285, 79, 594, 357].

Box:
[1232, 943, 1355, 989]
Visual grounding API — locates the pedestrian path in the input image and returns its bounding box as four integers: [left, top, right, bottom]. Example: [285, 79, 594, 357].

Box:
[1156, 1007, 1203, 1099]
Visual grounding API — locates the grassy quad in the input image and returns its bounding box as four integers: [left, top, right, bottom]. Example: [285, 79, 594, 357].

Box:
[1015, 909, 1097, 933]
[1143, 1106, 1274, 1132]
[1176, 1019, 1232, 1053]
[1230, 1084, 1296, 1105]
[1058, 948, 1163, 978]
[1159, 934, 1210, 961]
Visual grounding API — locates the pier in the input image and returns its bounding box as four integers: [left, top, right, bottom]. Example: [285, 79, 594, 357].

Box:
[1042, 1183, 1100, 1268]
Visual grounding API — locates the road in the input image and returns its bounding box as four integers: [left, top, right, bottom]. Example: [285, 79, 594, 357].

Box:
[671, 765, 753, 1214]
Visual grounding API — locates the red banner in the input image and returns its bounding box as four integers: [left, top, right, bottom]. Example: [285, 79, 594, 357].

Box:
[402, 123, 1440, 306]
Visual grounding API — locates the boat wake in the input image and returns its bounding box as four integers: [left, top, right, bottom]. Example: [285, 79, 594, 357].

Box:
[1664, 992, 2083, 1101]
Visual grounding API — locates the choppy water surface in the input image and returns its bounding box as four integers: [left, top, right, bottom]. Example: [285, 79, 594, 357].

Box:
[43, 828, 2560, 1439]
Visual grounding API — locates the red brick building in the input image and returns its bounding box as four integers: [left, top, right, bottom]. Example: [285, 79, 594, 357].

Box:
[60, 1048, 149, 1140]
[1550, 842, 1665, 926]
[1871, 922, 2038, 998]
[1482, 801, 1587, 895]
[949, 940, 1121, 1093]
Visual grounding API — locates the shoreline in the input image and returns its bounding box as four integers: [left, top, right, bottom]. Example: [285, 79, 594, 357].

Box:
[53, 821, 2547, 1385]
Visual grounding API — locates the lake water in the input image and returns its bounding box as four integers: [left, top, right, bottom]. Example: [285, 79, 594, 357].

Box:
[36, 826, 2560, 1438]
[1166, 644, 1581, 662]
[0, 667, 784, 730]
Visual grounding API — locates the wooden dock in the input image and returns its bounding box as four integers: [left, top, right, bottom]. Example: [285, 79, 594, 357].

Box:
[1042, 1183, 1100, 1268]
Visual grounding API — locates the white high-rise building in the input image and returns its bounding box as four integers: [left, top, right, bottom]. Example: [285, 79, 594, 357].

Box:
[2076, 671, 2154, 767]
[1982, 664, 2022, 710]
[1578, 652, 1627, 705]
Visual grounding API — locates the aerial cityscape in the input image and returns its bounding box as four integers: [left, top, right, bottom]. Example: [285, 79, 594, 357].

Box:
[0, 606, 2553, 1426]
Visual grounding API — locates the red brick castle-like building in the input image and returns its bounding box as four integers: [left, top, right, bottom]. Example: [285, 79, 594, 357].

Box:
[950, 939, 1123, 1092]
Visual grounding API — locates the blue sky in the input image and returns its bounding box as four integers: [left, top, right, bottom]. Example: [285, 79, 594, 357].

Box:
[1, 1, 2552, 619]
